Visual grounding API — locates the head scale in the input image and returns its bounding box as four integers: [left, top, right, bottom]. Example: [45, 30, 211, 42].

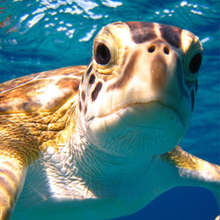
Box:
[78, 21, 202, 157]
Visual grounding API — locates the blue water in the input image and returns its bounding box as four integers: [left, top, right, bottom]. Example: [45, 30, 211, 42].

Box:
[0, 0, 219, 219]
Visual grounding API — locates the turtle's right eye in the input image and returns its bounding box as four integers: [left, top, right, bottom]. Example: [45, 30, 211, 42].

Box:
[94, 43, 111, 65]
[189, 53, 202, 74]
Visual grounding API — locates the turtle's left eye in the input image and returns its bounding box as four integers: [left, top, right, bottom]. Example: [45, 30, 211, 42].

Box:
[94, 43, 111, 65]
[189, 53, 202, 73]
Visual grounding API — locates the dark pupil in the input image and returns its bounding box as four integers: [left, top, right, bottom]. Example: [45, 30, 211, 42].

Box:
[95, 43, 111, 65]
[189, 53, 202, 73]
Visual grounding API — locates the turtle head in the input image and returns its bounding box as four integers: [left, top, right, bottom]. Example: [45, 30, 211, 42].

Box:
[78, 21, 202, 157]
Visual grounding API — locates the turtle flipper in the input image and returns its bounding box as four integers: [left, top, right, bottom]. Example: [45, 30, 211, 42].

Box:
[0, 153, 27, 220]
[161, 146, 220, 209]
[0, 118, 39, 220]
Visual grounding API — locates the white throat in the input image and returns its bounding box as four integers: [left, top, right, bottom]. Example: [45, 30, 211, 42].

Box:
[42, 102, 185, 201]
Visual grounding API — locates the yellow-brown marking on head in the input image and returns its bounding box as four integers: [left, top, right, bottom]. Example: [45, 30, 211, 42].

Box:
[151, 54, 167, 91]
[107, 50, 140, 90]
[126, 22, 157, 44]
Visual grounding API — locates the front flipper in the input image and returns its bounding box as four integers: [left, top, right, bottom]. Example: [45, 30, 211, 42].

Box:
[161, 146, 220, 214]
[0, 118, 39, 220]
[0, 153, 27, 220]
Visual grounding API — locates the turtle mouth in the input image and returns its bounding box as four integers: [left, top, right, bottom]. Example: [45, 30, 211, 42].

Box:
[88, 101, 186, 127]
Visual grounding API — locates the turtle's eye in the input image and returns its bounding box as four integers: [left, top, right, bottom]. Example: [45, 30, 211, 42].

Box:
[189, 53, 202, 73]
[94, 43, 111, 65]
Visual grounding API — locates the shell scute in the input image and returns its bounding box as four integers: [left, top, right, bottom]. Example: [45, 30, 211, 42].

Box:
[0, 66, 86, 114]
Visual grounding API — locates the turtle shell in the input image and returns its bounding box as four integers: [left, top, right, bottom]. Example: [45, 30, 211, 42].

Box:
[0, 66, 86, 114]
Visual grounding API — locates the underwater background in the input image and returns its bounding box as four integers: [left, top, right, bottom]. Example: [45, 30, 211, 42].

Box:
[0, 0, 219, 219]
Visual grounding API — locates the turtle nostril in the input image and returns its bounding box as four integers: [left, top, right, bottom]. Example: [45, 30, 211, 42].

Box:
[163, 46, 169, 55]
[148, 45, 156, 53]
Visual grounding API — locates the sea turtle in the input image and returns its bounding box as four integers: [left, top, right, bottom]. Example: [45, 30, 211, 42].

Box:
[0, 21, 219, 220]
